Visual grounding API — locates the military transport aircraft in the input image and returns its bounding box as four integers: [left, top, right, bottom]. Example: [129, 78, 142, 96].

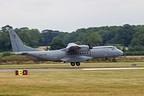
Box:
[8, 28, 123, 66]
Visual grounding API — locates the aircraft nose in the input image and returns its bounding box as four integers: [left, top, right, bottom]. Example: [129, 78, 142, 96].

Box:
[118, 50, 123, 56]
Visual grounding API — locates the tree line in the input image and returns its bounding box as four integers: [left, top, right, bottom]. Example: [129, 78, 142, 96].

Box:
[0, 24, 144, 55]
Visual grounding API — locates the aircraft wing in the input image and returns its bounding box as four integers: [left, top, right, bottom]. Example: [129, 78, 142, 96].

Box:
[61, 56, 93, 62]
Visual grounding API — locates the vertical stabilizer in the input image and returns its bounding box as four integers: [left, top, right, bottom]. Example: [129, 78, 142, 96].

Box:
[8, 28, 39, 52]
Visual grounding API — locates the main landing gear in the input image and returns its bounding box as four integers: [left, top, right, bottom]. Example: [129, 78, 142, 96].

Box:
[112, 58, 116, 62]
[70, 62, 80, 66]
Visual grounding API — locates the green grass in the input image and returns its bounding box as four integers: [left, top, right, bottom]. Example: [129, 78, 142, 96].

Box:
[0, 69, 144, 96]
[0, 62, 144, 96]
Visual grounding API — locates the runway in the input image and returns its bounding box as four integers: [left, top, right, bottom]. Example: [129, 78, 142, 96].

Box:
[0, 67, 144, 72]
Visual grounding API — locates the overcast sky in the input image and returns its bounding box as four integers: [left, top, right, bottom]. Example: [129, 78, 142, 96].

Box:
[0, 0, 144, 32]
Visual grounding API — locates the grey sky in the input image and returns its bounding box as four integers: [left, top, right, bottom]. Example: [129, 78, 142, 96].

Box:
[0, 0, 144, 32]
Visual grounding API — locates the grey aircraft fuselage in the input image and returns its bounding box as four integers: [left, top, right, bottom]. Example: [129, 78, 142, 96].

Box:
[27, 46, 122, 62]
[8, 28, 123, 66]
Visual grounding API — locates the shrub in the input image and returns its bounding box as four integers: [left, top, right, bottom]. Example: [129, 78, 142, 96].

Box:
[2, 52, 12, 57]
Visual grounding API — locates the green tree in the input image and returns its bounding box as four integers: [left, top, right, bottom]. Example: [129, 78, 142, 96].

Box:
[128, 45, 144, 51]
[28, 29, 41, 47]
[40, 30, 59, 46]
[16, 27, 40, 48]
[50, 37, 66, 50]
[131, 31, 144, 46]
[82, 33, 102, 47]
[1, 25, 13, 32]
[113, 24, 136, 46]
[98, 26, 119, 45]
[0, 25, 13, 51]
[0, 32, 11, 51]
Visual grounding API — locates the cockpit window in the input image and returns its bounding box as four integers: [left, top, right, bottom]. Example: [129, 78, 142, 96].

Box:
[111, 47, 116, 50]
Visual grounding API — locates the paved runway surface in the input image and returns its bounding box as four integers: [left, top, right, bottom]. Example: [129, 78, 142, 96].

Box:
[0, 67, 144, 72]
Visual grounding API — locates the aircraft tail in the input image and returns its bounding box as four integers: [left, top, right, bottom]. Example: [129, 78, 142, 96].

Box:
[8, 28, 39, 52]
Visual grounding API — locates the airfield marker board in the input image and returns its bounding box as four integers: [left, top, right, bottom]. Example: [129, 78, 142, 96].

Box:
[15, 70, 28, 75]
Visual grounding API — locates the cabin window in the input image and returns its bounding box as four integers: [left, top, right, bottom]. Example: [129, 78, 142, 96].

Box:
[67, 52, 89, 55]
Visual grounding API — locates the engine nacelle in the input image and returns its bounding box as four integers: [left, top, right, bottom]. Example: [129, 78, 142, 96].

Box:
[65, 43, 90, 52]
[78, 45, 89, 52]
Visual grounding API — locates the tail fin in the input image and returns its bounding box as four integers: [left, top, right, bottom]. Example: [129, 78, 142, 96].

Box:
[8, 28, 39, 52]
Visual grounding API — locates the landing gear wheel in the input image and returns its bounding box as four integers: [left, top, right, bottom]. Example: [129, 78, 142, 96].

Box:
[71, 62, 75, 66]
[112, 59, 116, 62]
[76, 62, 80, 66]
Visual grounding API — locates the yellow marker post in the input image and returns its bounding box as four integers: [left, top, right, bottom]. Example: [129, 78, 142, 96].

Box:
[18, 70, 23, 75]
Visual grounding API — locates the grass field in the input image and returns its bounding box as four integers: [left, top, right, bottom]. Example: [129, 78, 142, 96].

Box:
[0, 62, 144, 96]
